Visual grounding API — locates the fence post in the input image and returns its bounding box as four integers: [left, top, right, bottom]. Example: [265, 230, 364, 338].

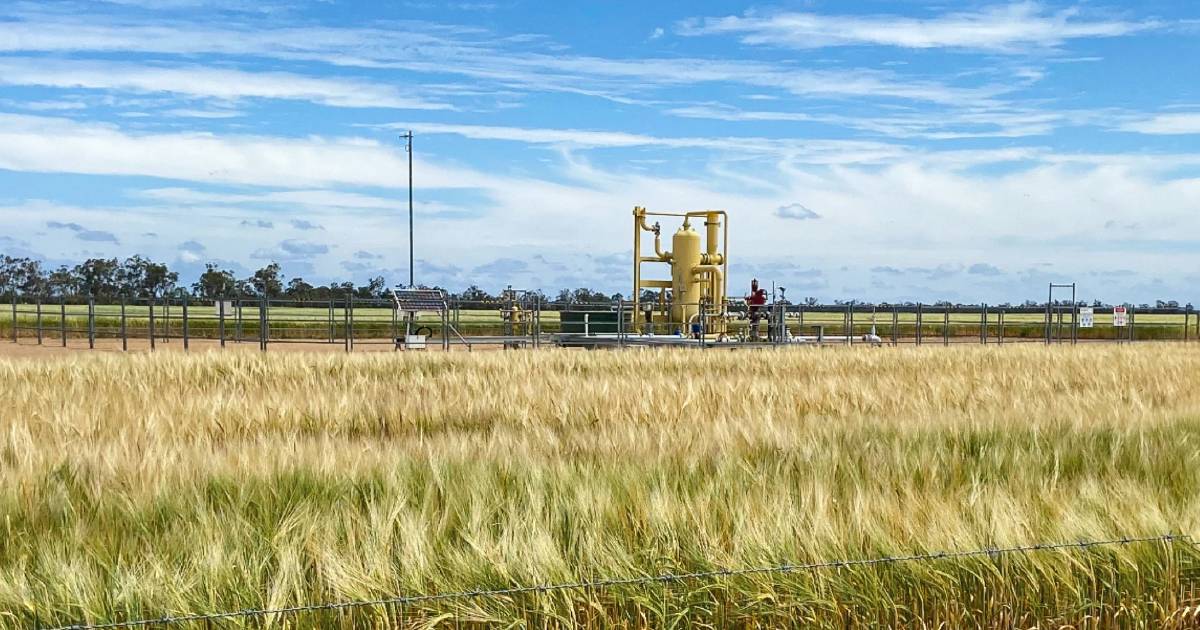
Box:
[392, 298, 399, 351]
[1184, 307, 1190, 343]
[60, 296, 67, 347]
[617, 300, 625, 349]
[182, 293, 189, 352]
[235, 297, 242, 344]
[35, 296, 42, 345]
[1044, 300, 1051, 345]
[847, 304, 854, 346]
[120, 297, 127, 351]
[87, 296, 95, 350]
[1075, 304, 1082, 344]
[328, 298, 334, 344]
[981, 304, 988, 345]
[891, 305, 898, 346]
[9, 294, 15, 343]
[943, 309, 949, 346]
[149, 297, 156, 351]
[534, 295, 541, 348]
[916, 302, 923, 346]
[259, 296, 267, 352]
[348, 292, 354, 352]
[218, 299, 225, 348]
[343, 293, 350, 353]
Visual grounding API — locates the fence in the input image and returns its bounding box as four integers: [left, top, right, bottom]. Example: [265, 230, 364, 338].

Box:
[5, 293, 1200, 352]
[40, 534, 1200, 629]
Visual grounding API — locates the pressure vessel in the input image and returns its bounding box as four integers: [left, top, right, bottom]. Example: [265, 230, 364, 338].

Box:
[671, 221, 702, 328]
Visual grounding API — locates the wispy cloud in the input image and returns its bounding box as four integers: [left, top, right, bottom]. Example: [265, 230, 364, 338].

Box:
[0, 58, 452, 110]
[0, 10, 1010, 106]
[1120, 112, 1200, 135]
[775, 203, 820, 220]
[0, 113, 496, 190]
[46, 219, 120, 243]
[677, 3, 1157, 52]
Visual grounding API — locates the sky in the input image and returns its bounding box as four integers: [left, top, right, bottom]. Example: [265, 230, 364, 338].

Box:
[0, 0, 1198, 304]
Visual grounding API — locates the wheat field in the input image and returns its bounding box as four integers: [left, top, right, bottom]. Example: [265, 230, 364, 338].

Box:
[2, 345, 1199, 628]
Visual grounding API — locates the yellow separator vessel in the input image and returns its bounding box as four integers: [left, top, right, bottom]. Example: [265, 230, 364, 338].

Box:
[632, 206, 729, 337]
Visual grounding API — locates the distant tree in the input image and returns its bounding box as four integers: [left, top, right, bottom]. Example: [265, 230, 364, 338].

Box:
[72, 258, 121, 298]
[46, 265, 77, 297]
[460, 285, 493, 303]
[804, 297, 818, 306]
[571, 288, 607, 304]
[17, 259, 47, 295]
[117, 256, 177, 298]
[247, 262, 284, 298]
[144, 260, 178, 298]
[192, 264, 237, 299]
[284, 277, 315, 302]
[0, 256, 22, 295]
[361, 276, 386, 300]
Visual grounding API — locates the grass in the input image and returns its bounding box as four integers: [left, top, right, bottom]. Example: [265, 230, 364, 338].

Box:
[1, 345, 1199, 627]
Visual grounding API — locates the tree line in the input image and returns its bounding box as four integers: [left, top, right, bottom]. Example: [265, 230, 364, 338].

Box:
[2, 255, 1188, 308]
[0, 255, 624, 305]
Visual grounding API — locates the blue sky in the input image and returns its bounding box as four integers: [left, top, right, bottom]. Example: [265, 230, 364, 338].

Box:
[0, 0, 1198, 303]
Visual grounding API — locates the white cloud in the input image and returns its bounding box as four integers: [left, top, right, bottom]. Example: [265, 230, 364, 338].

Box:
[0, 58, 451, 110]
[666, 103, 1076, 139]
[0, 12, 1009, 106]
[776, 203, 820, 220]
[387, 121, 915, 164]
[0, 113, 501, 190]
[1120, 113, 1200, 135]
[677, 3, 1156, 52]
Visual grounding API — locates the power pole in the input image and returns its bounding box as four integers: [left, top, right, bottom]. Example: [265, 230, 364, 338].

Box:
[400, 130, 414, 288]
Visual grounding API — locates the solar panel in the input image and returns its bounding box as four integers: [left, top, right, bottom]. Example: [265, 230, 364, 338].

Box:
[392, 289, 446, 313]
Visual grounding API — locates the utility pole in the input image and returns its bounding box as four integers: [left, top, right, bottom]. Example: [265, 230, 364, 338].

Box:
[400, 131, 414, 288]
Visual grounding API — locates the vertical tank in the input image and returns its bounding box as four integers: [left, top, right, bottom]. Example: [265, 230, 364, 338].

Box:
[671, 219, 702, 327]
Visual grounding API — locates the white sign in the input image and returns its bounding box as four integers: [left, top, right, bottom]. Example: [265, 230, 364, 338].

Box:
[1113, 306, 1128, 327]
[1079, 307, 1094, 329]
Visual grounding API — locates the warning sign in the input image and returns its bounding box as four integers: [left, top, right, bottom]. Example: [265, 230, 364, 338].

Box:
[1113, 306, 1128, 327]
[1079, 307, 1094, 328]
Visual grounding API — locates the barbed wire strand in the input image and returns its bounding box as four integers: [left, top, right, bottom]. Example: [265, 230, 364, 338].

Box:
[47, 533, 1193, 630]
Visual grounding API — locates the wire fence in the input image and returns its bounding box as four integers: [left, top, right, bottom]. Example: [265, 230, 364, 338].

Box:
[41, 533, 1200, 629]
[5, 293, 1200, 352]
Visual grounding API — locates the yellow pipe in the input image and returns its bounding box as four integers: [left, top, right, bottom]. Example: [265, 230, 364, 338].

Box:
[704, 211, 719, 257]
[637, 211, 670, 260]
[686, 210, 727, 297]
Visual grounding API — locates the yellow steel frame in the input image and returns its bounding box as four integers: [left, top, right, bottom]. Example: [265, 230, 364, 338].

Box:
[632, 206, 729, 335]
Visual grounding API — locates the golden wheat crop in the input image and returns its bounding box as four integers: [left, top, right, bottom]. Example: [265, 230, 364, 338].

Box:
[1, 345, 1198, 628]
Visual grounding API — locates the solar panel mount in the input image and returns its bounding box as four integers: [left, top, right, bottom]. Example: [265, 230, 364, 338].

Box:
[392, 288, 447, 313]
